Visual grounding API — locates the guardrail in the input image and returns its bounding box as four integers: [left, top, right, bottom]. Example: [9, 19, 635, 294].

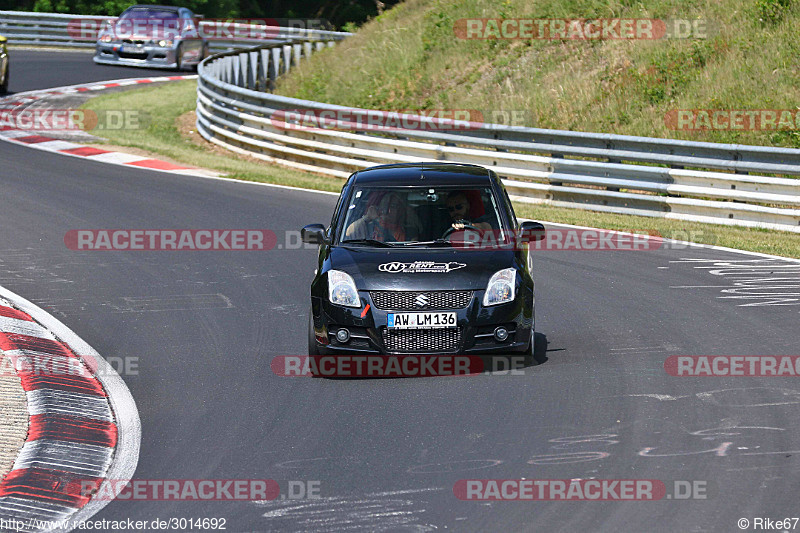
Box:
[196, 43, 800, 232]
[0, 10, 349, 53]
[0, 11, 95, 48]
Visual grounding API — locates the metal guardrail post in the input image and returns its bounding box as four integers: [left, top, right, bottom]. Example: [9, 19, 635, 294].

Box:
[248, 50, 259, 90]
[282, 45, 291, 74]
[259, 48, 270, 91]
[270, 47, 281, 82]
[292, 43, 302, 66]
[231, 54, 241, 86]
[239, 52, 250, 89]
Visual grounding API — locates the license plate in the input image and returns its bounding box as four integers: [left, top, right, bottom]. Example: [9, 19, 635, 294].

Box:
[387, 312, 457, 329]
[120, 45, 142, 53]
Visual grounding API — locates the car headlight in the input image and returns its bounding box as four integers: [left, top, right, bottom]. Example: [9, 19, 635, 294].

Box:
[157, 39, 173, 47]
[328, 270, 360, 308]
[99, 34, 112, 43]
[483, 268, 516, 306]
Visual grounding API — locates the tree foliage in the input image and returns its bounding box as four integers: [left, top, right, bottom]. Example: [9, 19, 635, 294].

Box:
[0, 0, 400, 28]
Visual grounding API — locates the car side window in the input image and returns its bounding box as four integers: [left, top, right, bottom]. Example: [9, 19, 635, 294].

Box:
[329, 180, 350, 239]
[503, 188, 518, 228]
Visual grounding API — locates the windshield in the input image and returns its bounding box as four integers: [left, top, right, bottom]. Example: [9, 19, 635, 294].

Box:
[338, 186, 506, 246]
[120, 8, 180, 20]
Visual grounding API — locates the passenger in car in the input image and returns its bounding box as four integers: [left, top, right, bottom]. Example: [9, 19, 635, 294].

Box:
[345, 192, 419, 242]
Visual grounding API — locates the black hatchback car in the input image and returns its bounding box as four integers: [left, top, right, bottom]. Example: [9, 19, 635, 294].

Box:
[302, 163, 544, 357]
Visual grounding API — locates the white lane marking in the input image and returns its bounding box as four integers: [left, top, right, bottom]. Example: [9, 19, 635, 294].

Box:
[14, 439, 112, 477]
[254, 488, 443, 533]
[622, 389, 800, 407]
[0, 315, 54, 338]
[696, 387, 800, 407]
[31, 140, 82, 151]
[609, 346, 666, 351]
[85, 152, 149, 164]
[624, 394, 689, 401]
[0, 497, 74, 521]
[119, 293, 233, 312]
[0, 130, 38, 139]
[670, 285, 736, 288]
[667, 257, 800, 306]
[407, 459, 503, 474]
[27, 389, 113, 421]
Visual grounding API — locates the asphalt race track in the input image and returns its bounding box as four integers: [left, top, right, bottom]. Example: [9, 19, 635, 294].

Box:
[7, 50, 179, 94]
[1, 51, 799, 532]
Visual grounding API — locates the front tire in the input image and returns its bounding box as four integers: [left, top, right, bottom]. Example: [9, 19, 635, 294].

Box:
[522, 329, 535, 366]
[197, 43, 209, 71]
[308, 307, 319, 356]
[522, 308, 540, 366]
[175, 44, 183, 71]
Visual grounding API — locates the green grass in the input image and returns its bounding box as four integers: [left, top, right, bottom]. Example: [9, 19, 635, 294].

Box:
[275, 0, 800, 148]
[80, 80, 800, 258]
[80, 80, 343, 193]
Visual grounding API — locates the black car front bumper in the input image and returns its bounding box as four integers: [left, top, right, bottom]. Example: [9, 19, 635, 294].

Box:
[311, 288, 533, 355]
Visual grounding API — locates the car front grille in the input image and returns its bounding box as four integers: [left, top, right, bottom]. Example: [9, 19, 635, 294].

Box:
[370, 290, 472, 311]
[382, 328, 461, 353]
[119, 50, 148, 59]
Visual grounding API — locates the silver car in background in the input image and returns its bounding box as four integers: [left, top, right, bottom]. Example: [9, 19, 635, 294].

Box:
[94, 5, 208, 70]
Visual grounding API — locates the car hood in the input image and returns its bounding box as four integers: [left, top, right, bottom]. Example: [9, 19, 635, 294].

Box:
[327, 246, 516, 291]
[109, 20, 182, 38]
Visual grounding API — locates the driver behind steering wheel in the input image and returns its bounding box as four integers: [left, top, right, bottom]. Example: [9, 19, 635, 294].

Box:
[446, 191, 493, 231]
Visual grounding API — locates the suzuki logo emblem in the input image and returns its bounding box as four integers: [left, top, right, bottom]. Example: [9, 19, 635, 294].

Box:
[414, 294, 429, 308]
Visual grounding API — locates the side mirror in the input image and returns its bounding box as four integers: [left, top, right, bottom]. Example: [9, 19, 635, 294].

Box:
[301, 224, 328, 245]
[520, 221, 545, 242]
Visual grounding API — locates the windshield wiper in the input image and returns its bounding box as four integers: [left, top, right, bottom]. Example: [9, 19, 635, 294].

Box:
[340, 238, 394, 248]
[398, 239, 452, 247]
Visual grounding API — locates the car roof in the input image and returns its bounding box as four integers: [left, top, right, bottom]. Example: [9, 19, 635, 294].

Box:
[351, 163, 494, 186]
[125, 5, 184, 12]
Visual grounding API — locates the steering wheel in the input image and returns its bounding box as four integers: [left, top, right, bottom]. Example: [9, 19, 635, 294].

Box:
[441, 220, 481, 239]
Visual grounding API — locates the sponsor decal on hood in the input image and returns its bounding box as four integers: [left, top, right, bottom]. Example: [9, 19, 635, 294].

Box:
[378, 261, 467, 273]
